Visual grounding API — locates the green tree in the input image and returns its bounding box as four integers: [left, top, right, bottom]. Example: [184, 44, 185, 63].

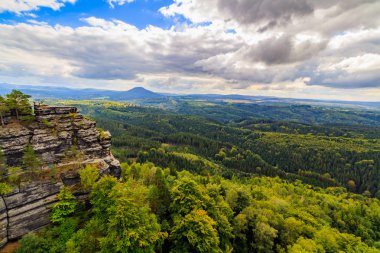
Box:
[253, 222, 278, 253]
[0, 182, 12, 196]
[16, 233, 49, 253]
[79, 164, 99, 190]
[0, 96, 9, 126]
[22, 144, 41, 171]
[92, 179, 167, 253]
[170, 177, 209, 216]
[51, 187, 77, 224]
[90, 176, 119, 223]
[288, 237, 324, 253]
[147, 168, 171, 221]
[6, 90, 31, 119]
[171, 209, 221, 253]
[0, 149, 7, 176]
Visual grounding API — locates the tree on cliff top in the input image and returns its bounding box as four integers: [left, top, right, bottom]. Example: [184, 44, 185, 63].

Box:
[0, 96, 10, 126]
[6, 90, 31, 120]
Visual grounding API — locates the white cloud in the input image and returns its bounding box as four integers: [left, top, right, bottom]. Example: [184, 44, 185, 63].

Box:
[107, 0, 134, 8]
[0, 0, 76, 14]
[0, 0, 380, 100]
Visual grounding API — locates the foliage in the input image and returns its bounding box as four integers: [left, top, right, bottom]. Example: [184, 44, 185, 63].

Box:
[16, 233, 50, 253]
[6, 89, 32, 119]
[0, 149, 6, 176]
[7, 167, 23, 186]
[17, 161, 380, 253]
[51, 187, 77, 224]
[41, 118, 54, 128]
[97, 128, 109, 141]
[79, 164, 99, 190]
[63, 99, 380, 196]
[171, 209, 221, 253]
[13, 97, 380, 252]
[0, 182, 12, 195]
[98, 182, 167, 253]
[88, 176, 167, 252]
[22, 144, 42, 172]
[0, 96, 9, 126]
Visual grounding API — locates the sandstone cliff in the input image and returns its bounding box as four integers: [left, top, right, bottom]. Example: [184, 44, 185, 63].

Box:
[0, 104, 121, 247]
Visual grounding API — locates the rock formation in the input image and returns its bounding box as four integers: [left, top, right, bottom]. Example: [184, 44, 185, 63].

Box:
[0, 104, 121, 247]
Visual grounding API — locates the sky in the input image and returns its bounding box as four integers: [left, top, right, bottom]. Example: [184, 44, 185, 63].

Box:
[0, 0, 379, 101]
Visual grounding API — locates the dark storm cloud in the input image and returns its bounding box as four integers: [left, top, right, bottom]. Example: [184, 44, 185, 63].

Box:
[244, 35, 328, 65]
[217, 0, 314, 28]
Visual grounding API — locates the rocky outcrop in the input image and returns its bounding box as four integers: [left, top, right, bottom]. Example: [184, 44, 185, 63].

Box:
[0, 107, 113, 166]
[0, 105, 121, 247]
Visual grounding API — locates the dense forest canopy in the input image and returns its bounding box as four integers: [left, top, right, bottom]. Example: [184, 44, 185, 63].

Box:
[1, 92, 379, 252]
[16, 163, 380, 252]
[55, 99, 380, 198]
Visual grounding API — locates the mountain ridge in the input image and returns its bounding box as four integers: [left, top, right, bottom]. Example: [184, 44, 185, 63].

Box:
[1, 83, 379, 110]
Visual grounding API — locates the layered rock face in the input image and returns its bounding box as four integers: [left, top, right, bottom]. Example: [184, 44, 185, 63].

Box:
[0, 105, 121, 247]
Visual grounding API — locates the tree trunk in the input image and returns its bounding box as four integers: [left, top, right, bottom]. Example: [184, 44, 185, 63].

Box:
[0, 115, 3, 126]
[16, 109, 19, 120]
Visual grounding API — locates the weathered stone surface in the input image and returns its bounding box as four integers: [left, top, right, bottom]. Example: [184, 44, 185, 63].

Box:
[8, 206, 51, 240]
[4, 182, 62, 209]
[0, 198, 7, 247]
[0, 105, 114, 166]
[0, 105, 122, 245]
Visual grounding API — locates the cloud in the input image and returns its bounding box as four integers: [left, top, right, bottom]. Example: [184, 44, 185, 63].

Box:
[0, 0, 76, 14]
[160, 0, 379, 33]
[107, 0, 134, 8]
[1, 17, 380, 91]
[158, 0, 380, 89]
[243, 34, 328, 65]
[0, 0, 380, 98]
[309, 54, 380, 88]
[0, 19, 239, 81]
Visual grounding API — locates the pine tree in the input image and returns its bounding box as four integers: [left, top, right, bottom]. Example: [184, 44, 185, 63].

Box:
[0, 96, 9, 126]
[22, 144, 41, 171]
[6, 90, 31, 119]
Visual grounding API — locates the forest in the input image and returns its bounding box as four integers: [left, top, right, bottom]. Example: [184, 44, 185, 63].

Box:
[56, 99, 380, 198]
[3, 96, 380, 252]
[16, 163, 380, 252]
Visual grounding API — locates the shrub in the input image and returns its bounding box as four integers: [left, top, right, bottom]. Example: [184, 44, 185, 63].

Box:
[79, 164, 99, 190]
[0, 182, 12, 195]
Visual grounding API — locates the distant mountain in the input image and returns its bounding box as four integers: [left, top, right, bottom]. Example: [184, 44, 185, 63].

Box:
[113, 87, 164, 100]
[0, 84, 164, 101]
[183, 93, 380, 110]
[0, 83, 379, 110]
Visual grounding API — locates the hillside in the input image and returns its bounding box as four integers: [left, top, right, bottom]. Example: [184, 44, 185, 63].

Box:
[1, 84, 379, 111]
[0, 84, 164, 101]
[52, 100, 380, 197]
[1, 93, 380, 253]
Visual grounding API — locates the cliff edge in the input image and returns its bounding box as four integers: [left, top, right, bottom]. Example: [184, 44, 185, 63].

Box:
[0, 103, 121, 247]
